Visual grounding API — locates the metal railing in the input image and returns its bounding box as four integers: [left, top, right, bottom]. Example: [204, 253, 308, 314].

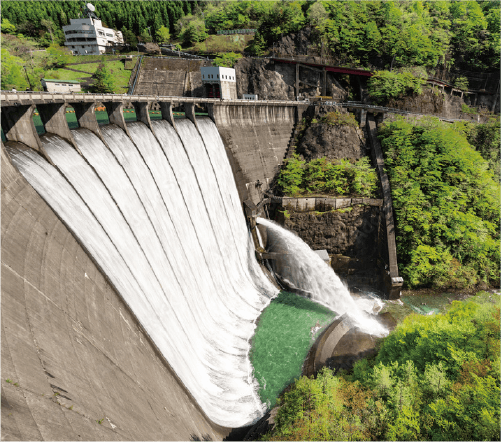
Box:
[0, 91, 487, 122]
[128, 55, 144, 95]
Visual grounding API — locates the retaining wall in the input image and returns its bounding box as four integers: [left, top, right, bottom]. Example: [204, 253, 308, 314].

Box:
[366, 114, 403, 298]
[134, 58, 211, 97]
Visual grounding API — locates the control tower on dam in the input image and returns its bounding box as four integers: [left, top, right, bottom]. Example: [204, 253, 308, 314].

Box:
[1, 92, 402, 439]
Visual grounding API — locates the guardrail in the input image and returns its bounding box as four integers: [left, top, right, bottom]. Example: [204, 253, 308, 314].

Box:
[128, 55, 144, 95]
[0, 92, 483, 122]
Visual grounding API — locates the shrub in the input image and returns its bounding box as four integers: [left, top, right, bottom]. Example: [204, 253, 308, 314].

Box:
[92, 63, 115, 94]
[321, 111, 359, 128]
[368, 70, 426, 104]
[213, 52, 242, 68]
[278, 156, 378, 198]
[454, 76, 469, 91]
[263, 295, 500, 441]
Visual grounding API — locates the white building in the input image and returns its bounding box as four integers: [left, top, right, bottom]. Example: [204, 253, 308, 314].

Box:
[41, 79, 81, 93]
[63, 17, 123, 56]
[201, 66, 237, 100]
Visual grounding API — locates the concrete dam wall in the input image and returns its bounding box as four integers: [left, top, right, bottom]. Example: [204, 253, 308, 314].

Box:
[210, 103, 309, 204]
[1, 92, 402, 439]
[1, 94, 299, 439]
[2, 144, 227, 441]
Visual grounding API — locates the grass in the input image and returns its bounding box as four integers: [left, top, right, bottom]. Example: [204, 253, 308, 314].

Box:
[250, 291, 336, 409]
[46, 60, 131, 93]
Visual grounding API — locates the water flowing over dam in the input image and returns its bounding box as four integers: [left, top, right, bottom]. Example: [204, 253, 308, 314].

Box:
[257, 218, 387, 337]
[7, 118, 279, 428]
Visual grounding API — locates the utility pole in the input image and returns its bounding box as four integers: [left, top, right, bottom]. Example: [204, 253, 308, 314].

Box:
[202, 12, 208, 55]
[23, 66, 33, 90]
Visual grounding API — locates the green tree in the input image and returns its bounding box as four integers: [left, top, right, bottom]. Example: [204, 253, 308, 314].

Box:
[1, 18, 16, 34]
[40, 19, 56, 43]
[378, 118, 500, 289]
[213, 52, 242, 68]
[92, 63, 115, 93]
[45, 43, 71, 69]
[368, 70, 426, 104]
[1, 49, 28, 90]
[176, 15, 208, 46]
[121, 27, 138, 48]
[139, 29, 153, 43]
[155, 25, 170, 44]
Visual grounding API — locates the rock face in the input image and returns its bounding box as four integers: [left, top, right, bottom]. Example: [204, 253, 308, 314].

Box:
[274, 26, 320, 57]
[297, 123, 365, 160]
[235, 58, 294, 100]
[386, 88, 496, 120]
[278, 206, 381, 260]
[138, 42, 161, 55]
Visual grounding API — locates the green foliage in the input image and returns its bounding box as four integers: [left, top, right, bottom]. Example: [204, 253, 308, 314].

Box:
[278, 155, 378, 198]
[277, 155, 305, 197]
[1, 0, 194, 50]
[139, 29, 152, 44]
[1, 19, 17, 34]
[121, 27, 138, 47]
[213, 52, 242, 68]
[91, 63, 115, 93]
[453, 118, 501, 182]
[267, 368, 370, 441]
[1, 48, 28, 90]
[368, 70, 426, 104]
[176, 14, 208, 46]
[45, 43, 71, 68]
[321, 111, 359, 128]
[155, 25, 170, 44]
[1, 1, 498, 72]
[454, 76, 469, 91]
[461, 103, 477, 114]
[264, 295, 500, 441]
[378, 118, 500, 289]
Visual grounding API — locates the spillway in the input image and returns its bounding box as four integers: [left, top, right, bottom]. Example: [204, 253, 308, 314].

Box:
[7, 118, 278, 428]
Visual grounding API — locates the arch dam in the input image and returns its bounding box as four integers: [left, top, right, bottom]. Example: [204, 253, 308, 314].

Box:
[1, 92, 402, 440]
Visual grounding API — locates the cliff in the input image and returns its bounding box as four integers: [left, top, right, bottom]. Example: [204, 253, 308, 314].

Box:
[386, 88, 498, 121]
[235, 58, 347, 101]
[296, 122, 365, 161]
[235, 58, 295, 101]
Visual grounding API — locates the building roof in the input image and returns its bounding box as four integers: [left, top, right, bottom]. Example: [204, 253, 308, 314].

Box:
[43, 79, 80, 84]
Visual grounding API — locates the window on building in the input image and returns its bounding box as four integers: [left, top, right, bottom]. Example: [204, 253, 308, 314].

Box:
[217, 74, 219, 79]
